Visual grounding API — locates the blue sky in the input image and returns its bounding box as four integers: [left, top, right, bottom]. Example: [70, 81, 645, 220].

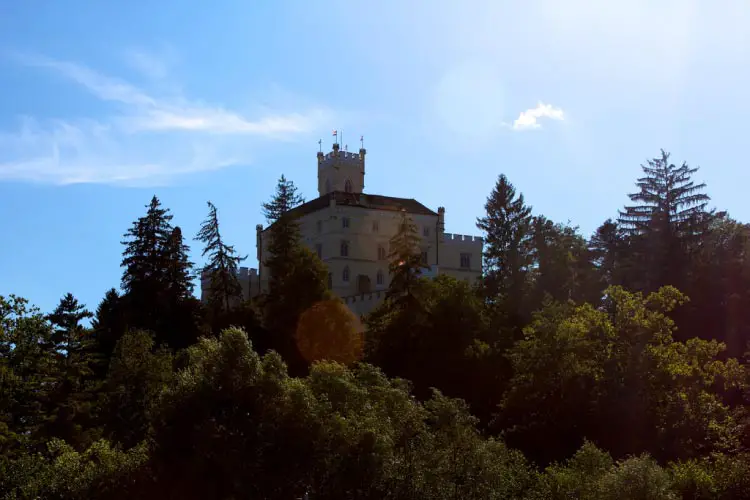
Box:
[1, 0, 750, 315]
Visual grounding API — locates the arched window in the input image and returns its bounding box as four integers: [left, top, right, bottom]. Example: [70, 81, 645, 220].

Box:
[377, 245, 386, 260]
[343, 266, 350, 282]
[340, 240, 349, 257]
[325, 178, 331, 194]
[376, 269, 384, 285]
[344, 179, 352, 193]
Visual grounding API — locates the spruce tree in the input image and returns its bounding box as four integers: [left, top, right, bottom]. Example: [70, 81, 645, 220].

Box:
[618, 150, 711, 290]
[386, 210, 424, 302]
[46, 293, 93, 356]
[260, 176, 328, 373]
[161, 226, 195, 300]
[119, 196, 199, 349]
[261, 174, 305, 224]
[476, 174, 533, 330]
[43, 294, 98, 448]
[477, 174, 533, 298]
[196, 201, 246, 313]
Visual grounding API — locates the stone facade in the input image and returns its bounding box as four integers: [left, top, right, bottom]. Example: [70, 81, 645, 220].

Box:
[201, 142, 483, 316]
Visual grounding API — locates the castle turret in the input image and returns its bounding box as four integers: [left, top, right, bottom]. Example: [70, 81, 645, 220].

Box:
[317, 142, 366, 196]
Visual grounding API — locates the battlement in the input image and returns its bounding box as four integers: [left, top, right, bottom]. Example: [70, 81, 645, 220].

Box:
[201, 266, 258, 280]
[443, 233, 484, 243]
[319, 150, 364, 162]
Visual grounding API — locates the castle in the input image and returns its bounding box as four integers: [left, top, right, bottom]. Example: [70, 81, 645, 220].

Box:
[201, 141, 483, 316]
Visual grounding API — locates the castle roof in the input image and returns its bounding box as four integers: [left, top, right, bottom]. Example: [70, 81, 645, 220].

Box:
[289, 191, 438, 218]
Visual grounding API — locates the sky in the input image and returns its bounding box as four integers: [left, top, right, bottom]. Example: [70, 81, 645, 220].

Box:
[1, 0, 750, 315]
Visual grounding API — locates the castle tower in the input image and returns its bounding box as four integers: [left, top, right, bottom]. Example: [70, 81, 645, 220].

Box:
[317, 142, 366, 196]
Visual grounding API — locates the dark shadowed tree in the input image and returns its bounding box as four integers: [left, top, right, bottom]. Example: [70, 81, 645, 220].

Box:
[476, 174, 533, 332]
[386, 210, 425, 304]
[119, 196, 200, 350]
[196, 201, 246, 314]
[618, 150, 711, 291]
[261, 174, 305, 224]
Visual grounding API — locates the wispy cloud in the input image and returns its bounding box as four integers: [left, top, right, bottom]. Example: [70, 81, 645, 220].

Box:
[0, 52, 333, 185]
[511, 102, 565, 130]
[123, 48, 171, 80]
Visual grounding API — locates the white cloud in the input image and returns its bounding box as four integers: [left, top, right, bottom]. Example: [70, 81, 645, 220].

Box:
[1, 53, 333, 184]
[511, 102, 565, 130]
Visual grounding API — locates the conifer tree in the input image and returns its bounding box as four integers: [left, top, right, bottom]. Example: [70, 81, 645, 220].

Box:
[196, 201, 246, 313]
[476, 174, 533, 331]
[119, 196, 199, 349]
[261, 174, 305, 224]
[260, 176, 328, 373]
[161, 226, 195, 300]
[46, 293, 93, 357]
[43, 294, 99, 448]
[618, 150, 711, 290]
[477, 174, 533, 300]
[386, 210, 424, 302]
[90, 288, 125, 367]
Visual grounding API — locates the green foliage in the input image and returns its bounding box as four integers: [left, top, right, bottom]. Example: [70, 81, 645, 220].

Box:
[501, 286, 744, 464]
[6, 148, 750, 498]
[261, 174, 305, 224]
[1, 439, 149, 500]
[476, 173, 533, 314]
[119, 196, 200, 350]
[386, 210, 425, 303]
[261, 175, 330, 374]
[196, 201, 246, 314]
[98, 330, 174, 448]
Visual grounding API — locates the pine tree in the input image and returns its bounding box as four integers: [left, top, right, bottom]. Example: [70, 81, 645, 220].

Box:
[46, 293, 93, 356]
[196, 201, 246, 313]
[261, 174, 305, 224]
[119, 196, 200, 349]
[161, 226, 195, 300]
[476, 174, 533, 328]
[43, 294, 99, 448]
[260, 176, 328, 373]
[90, 288, 125, 367]
[618, 150, 711, 290]
[386, 210, 424, 302]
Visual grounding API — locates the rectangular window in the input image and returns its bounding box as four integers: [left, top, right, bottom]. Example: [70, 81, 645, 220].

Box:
[315, 243, 323, 259]
[423, 226, 430, 237]
[342, 217, 350, 229]
[421, 251, 428, 265]
[317, 220, 322, 233]
[460, 253, 471, 269]
[372, 220, 379, 232]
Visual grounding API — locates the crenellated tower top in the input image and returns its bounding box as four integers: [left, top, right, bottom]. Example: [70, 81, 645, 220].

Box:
[317, 142, 366, 196]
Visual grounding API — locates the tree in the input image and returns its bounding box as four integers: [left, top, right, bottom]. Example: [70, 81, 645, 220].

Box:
[618, 150, 711, 291]
[119, 196, 200, 349]
[386, 210, 425, 303]
[46, 293, 93, 357]
[499, 286, 744, 465]
[261, 174, 305, 224]
[195, 201, 246, 314]
[476, 174, 534, 331]
[260, 176, 329, 373]
[43, 294, 100, 448]
[295, 299, 364, 365]
[98, 330, 174, 449]
[0, 295, 58, 455]
[90, 289, 125, 367]
[529, 217, 601, 307]
[161, 226, 195, 301]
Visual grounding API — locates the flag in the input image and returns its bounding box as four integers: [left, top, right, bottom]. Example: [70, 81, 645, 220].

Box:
[332, 130, 337, 137]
